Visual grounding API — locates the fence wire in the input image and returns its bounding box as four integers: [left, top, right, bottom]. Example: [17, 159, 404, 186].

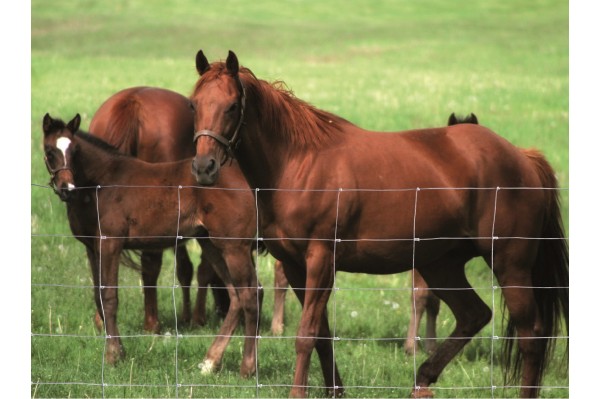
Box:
[31, 183, 569, 398]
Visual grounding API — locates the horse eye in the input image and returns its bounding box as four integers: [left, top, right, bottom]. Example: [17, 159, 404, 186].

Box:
[45, 151, 55, 161]
[226, 102, 238, 114]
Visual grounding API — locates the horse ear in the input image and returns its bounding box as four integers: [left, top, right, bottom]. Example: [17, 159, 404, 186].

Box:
[196, 50, 211, 75]
[469, 113, 479, 125]
[226, 50, 239, 75]
[447, 112, 458, 126]
[67, 114, 81, 133]
[42, 113, 53, 135]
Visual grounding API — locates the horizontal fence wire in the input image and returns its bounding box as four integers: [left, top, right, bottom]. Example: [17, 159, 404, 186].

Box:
[31, 182, 569, 398]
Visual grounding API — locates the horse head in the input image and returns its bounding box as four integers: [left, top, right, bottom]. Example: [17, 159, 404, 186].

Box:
[190, 50, 245, 185]
[42, 113, 80, 201]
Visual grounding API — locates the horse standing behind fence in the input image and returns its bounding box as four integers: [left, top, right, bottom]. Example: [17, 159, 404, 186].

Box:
[189, 51, 568, 398]
[42, 113, 261, 376]
[88, 86, 289, 334]
[88, 86, 227, 331]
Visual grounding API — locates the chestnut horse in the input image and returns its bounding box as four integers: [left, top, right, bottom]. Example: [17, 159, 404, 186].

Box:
[88, 86, 289, 335]
[189, 51, 568, 398]
[42, 113, 261, 377]
[404, 113, 478, 356]
[88, 86, 228, 331]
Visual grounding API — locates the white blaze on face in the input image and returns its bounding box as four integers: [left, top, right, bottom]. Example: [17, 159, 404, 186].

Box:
[56, 137, 75, 191]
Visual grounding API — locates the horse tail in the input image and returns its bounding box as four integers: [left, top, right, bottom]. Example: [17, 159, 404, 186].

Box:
[120, 250, 143, 272]
[503, 149, 569, 386]
[104, 95, 141, 156]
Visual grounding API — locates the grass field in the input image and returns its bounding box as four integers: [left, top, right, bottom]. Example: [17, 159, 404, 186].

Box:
[31, 1, 568, 398]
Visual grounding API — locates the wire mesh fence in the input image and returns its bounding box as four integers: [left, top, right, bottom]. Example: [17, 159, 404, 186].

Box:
[31, 182, 569, 398]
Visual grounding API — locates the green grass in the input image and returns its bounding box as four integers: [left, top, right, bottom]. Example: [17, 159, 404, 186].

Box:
[31, 0, 568, 397]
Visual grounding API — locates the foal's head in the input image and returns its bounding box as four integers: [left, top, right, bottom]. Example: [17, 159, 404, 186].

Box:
[42, 113, 81, 201]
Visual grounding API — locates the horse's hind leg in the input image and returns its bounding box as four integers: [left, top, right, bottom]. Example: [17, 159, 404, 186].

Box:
[175, 245, 193, 324]
[492, 246, 546, 398]
[424, 285, 440, 354]
[271, 260, 288, 335]
[412, 260, 491, 398]
[405, 270, 431, 355]
[140, 250, 162, 333]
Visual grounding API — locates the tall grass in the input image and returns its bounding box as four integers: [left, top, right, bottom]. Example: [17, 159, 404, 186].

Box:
[31, 1, 568, 397]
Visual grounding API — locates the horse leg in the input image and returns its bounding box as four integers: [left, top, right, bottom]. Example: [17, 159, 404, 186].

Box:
[214, 240, 261, 378]
[492, 247, 546, 398]
[424, 287, 440, 354]
[193, 249, 210, 326]
[284, 245, 343, 398]
[98, 239, 125, 365]
[271, 260, 288, 335]
[85, 245, 104, 332]
[140, 250, 162, 333]
[205, 250, 231, 319]
[175, 244, 193, 325]
[405, 270, 428, 355]
[195, 241, 245, 376]
[412, 260, 492, 398]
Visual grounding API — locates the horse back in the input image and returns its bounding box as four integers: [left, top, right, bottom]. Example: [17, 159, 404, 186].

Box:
[89, 87, 195, 162]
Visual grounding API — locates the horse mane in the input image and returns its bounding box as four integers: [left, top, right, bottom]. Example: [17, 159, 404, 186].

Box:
[194, 62, 351, 151]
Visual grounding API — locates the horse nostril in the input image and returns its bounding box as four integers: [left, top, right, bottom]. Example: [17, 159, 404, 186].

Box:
[207, 158, 216, 173]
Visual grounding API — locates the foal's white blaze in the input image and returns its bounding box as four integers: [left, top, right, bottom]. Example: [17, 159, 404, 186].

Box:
[56, 137, 76, 190]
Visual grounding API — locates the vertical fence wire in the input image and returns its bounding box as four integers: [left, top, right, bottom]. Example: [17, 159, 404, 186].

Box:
[172, 185, 183, 398]
[95, 184, 106, 399]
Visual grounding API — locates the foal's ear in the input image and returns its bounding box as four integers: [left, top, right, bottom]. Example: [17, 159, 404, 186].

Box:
[67, 114, 81, 133]
[42, 113, 54, 135]
[196, 50, 211, 75]
[226, 50, 239, 75]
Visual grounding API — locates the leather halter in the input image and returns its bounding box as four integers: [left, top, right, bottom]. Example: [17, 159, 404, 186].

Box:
[44, 155, 72, 196]
[193, 76, 246, 164]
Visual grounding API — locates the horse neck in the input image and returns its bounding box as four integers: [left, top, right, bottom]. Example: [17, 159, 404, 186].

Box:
[235, 121, 287, 190]
[71, 134, 129, 186]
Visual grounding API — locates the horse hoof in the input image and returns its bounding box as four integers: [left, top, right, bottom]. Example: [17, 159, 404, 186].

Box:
[198, 359, 217, 375]
[271, 322, 284, 336]
[327, 386, 345, 398]
[105, 345, 125, 365]
[240, 364, 256, 379]
[144, 320, 161, 334]
[411, 386, 434, 398]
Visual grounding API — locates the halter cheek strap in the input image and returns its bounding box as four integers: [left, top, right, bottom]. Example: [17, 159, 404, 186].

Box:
[44, 155, 73, 195]
[193, 76, 246, 164]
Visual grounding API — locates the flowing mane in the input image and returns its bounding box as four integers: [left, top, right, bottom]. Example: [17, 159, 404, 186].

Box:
[194, 62, 351, 151]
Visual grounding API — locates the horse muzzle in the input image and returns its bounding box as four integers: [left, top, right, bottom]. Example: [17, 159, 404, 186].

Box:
[53, 181, 76, 202]
[192, 155, 220, 186]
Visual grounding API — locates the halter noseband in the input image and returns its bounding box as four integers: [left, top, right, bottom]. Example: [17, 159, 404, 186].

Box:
[44, 155, 73, 197]
[193, 76, 246, 164]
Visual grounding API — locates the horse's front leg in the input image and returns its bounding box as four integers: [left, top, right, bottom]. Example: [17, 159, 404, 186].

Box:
[271, 260, 288, 335]
[288, 244, 342, 398]
[140, 250, 162, 333]
[98, 239, 124, 365]
[195, 241, 242, 375]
